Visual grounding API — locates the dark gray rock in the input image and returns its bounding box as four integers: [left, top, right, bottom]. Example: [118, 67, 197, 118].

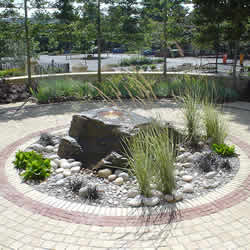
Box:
[58, 108, 151, 168]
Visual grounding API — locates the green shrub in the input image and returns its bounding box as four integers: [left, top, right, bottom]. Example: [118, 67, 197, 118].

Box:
[13, 151, 51, 181]
[203, 103, 227, 145]
[150, 64, 156, 71]
[0, 68, 24, 78]
[142, 65, 148, 71]
[120, 56, 163, 67]
[212, 144, 235, 157]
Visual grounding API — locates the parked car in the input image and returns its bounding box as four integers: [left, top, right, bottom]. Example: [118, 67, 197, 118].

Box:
[112, 48, 125, 53]
[143, 49, 155, 56]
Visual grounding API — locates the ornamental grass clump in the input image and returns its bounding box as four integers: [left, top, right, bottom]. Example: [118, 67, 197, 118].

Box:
[180, 91, 201, 144]
[203, 102, 228, 145]
[124, 123, 176, 197]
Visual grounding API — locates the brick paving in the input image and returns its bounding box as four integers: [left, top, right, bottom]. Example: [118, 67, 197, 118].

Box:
[0, 100, 250, 249]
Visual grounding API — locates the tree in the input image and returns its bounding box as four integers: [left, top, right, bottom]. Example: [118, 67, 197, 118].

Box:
[142, 0, 188, 77]
[193, 0, 250, 88]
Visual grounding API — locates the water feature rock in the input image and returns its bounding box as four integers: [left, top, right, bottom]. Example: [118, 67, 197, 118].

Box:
[151, 190, 163, 198]
[55, 179, 65, 186]
[97, 169, 112, 178]
[58, 108, 151, 168]
[45, 145, 54, 153]
[50, 161, 58, 169]
[181, 163, 194, 168]
[55, 173, 64, 180]
[174, 192, 183, 201]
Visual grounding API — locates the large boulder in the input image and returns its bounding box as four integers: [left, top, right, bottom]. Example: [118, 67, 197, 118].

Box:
[58, 107, 151, 168]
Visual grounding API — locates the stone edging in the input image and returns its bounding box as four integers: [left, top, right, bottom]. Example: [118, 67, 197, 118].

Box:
[0, 125, 250, 227]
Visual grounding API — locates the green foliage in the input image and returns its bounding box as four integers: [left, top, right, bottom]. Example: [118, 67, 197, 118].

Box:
[124, 123, 176, 197]
[0, 68, 24, 78]
[212, 144, 235, 157]
[120, 56, 163, 67]
[181, 91, 201, 144]
[150, 64, 156, 71]
[203, 103, 228, 145]
[142, 65, 148, 71]
[13, 150, 51, 181]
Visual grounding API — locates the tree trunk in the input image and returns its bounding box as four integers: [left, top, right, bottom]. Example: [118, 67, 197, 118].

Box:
[233, 40, 239, 89]
[24, 0, 32, 88]
[163, 0, 168, 78]
[97, 0, 101, 84]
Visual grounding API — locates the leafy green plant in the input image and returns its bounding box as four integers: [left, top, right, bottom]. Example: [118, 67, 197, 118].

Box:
[120, 56, 163, 67]
[212, 144, 235, 157]
[0, 68, 24, 78]
[203, 103, 227, 145]
[13, 151, 51, 181]
[150, 64, 156, 71]
[142, 65, 148, 71]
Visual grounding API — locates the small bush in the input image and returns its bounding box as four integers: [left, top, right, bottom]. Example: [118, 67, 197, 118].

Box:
[13, 151, 51, 181]
[203, 103, 227, 145]
[212, 144, 235, 157]
[150, 64, 156, 71]
[0, 68, 24, 78]
[142, 65, 148, 71]
[120, 56, 163, 67]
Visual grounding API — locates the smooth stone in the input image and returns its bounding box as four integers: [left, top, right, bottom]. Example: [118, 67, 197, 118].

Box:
[30, 144, 44, 153]
[45, 145, 54, 152]
[164, 194, 174, 202]
[118, 172, 129, 181]
[127, 189, 140, 198]
[97, 169, 112, 178]
[63, 169, 71, 177]
[128, 195, 142, 207]
[67, 158, 75, 163]
[181, 163, 194, 168]
[55, 173, 64, 180]
[55, 168, 64, 174]
[71, 166, 81, 173]
[114, 169, 123, 176]
[174, 192, 183, 201]
[203, 181, 220, 189]
[176, 152, 192, 163]
[174, 169, 180, 176]
[60, 159, 71, 169]
[48, 154, 59, 160]
[179, 146, 186, 152]
[70, 161, 82, 167]
[179, 170, 186, 176]
[96, 184, 106, 192]
[182, 175, 193, 182]
[187, 152, 203, 162]
[50, 161, 58, 168]
[53, 159, 61, 165]
[151, 189, 163, 198]
[55, 179, 65, 186]
[113, 177, 124, 185]
[108, 174, 117, 182]
[79, 186, 89, 198]
[183, 183, 194, 193]
[143, 197, 160, 207]
[206, 171, 217, 179]
[53, 148, 58, 153]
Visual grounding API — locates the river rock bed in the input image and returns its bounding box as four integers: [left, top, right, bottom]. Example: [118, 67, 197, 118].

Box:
[20, 132, 239, 208]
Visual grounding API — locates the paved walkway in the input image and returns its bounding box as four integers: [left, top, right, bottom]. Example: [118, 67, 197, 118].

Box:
[0, 100, 250, 250]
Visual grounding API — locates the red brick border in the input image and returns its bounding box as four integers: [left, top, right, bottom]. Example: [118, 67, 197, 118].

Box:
[0, 126, 249, 227]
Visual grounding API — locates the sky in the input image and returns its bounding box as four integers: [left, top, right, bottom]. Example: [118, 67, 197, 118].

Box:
[1, 1, 194, 17]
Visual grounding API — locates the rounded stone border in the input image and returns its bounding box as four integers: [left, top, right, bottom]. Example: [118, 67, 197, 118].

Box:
[0, 125, 250, 227]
